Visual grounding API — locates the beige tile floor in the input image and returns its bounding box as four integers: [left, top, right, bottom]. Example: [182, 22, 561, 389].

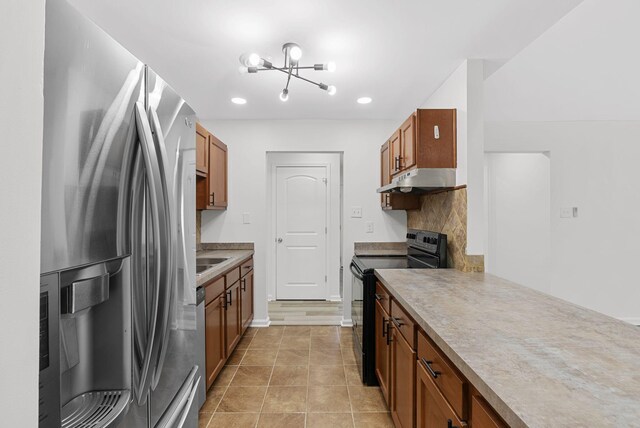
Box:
[199, 326, 394, 428]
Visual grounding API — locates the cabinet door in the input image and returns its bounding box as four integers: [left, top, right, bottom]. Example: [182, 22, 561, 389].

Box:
[415, 109, 457, 168]
[196, 123, 209, 175]
[208, 136, 228, 209]
[380, 142, 391, 208]
[375, 300, 391, 405]
[389, 130, 402, 176]
[225, 281, 241, 356]
[205, 296, 225, 389]
[240, 270, 254, 333]
[416, 358, 467, 428]
[471, 395, 506, 428]
[400, 114, 416, 170]
[390, 324, 416, 428]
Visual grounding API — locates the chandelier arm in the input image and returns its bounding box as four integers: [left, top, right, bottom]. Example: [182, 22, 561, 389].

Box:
[289, 73, 324, 88]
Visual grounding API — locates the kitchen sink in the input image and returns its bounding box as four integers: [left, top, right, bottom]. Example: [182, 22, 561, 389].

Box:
[197, 257, 229, 265]
[196, 265, 210, 274]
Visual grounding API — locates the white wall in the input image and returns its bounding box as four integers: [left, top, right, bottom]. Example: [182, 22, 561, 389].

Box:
[0, 0, 45, 423]
[485, 153, 551, 294]
[486, 121, 640, 322]
[200, 120, 407, 325]
[485, 0, 640, 121]
[420, 60, 485, 255]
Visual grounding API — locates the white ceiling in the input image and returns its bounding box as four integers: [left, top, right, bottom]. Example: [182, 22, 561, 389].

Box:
[485, 0, 640, 122]
[69, 0, 581, 120]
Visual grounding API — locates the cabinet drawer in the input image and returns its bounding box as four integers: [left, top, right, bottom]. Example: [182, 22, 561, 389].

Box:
[417, 358, 467, 428]
[205, 276, 225, 305]
[390, 300, 415, 348]
[471, 395, 507, 428]
[417, 330, 467, 420]
[375, 282, 391, 314]
[240, 258, 253, 277]
[225, 267, 240, 287]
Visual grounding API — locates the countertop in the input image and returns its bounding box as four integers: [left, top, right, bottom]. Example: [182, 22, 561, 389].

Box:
[196, 249, 254, 287]
[374, 269, 640, 427]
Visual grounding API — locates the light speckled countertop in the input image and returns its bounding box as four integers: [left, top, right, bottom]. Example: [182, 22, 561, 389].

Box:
[196, 249, 253, 287]
[375, 269, 640, 428]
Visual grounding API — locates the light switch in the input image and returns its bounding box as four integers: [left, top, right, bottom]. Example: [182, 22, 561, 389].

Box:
[560, 207, 578, 218]
[351, 207, 362, 218]
[243, 212, 251, 224]
[366, 222, 374, 233]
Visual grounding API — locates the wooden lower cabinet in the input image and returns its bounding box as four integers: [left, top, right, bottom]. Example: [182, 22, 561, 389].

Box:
[390, 324, 416, 428]
[417, 359, 467, 428]
[205, 295, 225, 389]
[375, 300, 391, 405]
[240, 270, 254, 333]
[225, 280, 242, 356]
[471, 395, 507, 428]
[205, 256, 254, 390]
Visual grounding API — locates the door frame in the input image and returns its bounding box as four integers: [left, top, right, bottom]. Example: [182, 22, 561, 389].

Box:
[266, 152, 343, 301]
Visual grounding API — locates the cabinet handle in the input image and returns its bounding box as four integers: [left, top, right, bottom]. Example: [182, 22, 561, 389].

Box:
[421, 357, 441, 379]
[391, 317, 404, 327]
[209, 192, 214, 205]
[398, 155, 404, 169]
[381, 317, 387, 337]
[225, 290, 232, 307]
[386, 326, 392, 345]
[241, 278, 246, 292]
[447, 419, 459, 428]
[394, 156, 400, 171]
[221, 295, 227, 309]
[374, 293, 383, 301]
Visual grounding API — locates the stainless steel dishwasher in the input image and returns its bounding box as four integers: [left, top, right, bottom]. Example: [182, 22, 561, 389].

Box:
[195, 286, 206, 410]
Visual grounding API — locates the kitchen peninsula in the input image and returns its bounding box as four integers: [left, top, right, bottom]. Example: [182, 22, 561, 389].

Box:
[374, 269, 640, 427]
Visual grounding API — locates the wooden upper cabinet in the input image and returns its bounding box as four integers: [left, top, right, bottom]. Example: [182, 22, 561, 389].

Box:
[208, 135, 228, 209]
[415, 108, 456, 169]
[196, 123, 209, 175]
[380, 141, 420, 211]
[196, 123, 229, 210]
[399, 114, 416, 171]
[389, 130, 402, 175]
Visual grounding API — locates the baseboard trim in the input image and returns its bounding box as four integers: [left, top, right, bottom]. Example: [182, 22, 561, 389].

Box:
[619, 317, 640, 326]
[341, 318, 353, 327]
[250, 318, 271, 328]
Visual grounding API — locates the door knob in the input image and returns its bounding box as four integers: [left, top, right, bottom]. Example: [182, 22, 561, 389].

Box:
[277, 238, 283, 243]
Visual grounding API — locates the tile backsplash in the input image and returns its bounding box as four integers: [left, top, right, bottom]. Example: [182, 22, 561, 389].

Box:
[407, 187, 484, 272]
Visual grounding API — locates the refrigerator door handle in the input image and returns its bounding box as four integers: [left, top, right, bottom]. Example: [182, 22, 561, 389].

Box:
[148, 107, 177, 388]
[133, 102, 166, 404]
[155, 366, 200, 428]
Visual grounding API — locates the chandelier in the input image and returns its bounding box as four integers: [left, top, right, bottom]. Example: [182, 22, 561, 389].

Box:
[239, 43, 336, 102]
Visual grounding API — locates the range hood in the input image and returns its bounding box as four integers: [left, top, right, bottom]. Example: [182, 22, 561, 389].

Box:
[377, 168, 456, 194]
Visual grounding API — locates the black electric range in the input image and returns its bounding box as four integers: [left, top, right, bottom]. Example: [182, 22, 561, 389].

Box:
[350, 229, 447, 385]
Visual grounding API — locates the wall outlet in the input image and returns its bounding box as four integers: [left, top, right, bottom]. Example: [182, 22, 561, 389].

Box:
[351, 206, 362, 218]
[242, 212, 251, 224]
[366, 221, 374, 233]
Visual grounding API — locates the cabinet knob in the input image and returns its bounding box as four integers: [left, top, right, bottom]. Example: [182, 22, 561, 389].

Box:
[277, 238, 283, 243]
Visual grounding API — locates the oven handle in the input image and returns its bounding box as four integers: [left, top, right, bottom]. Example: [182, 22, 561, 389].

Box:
[350, 262, 364, 281]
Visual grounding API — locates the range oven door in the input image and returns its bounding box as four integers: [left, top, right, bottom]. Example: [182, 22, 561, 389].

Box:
[350, 260, 364, 353]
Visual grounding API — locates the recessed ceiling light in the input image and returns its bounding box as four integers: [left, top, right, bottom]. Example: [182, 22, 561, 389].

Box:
[231, 97, 247, 105]
[357, 97, 372, 104]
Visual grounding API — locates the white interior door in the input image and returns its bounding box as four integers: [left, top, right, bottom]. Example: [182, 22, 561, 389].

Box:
[276, 166, 327, 300]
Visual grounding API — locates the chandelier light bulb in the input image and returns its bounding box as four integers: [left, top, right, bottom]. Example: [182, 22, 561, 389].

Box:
[289, 46, 302, 61]
[279, 89, 289, 102]
[326, 62, 336, 72]
[327, 85, 337, 96]
[248, 53, 261, 67]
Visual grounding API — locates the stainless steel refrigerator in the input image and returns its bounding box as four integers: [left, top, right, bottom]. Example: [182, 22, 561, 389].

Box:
[38, 0, 200, 426]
